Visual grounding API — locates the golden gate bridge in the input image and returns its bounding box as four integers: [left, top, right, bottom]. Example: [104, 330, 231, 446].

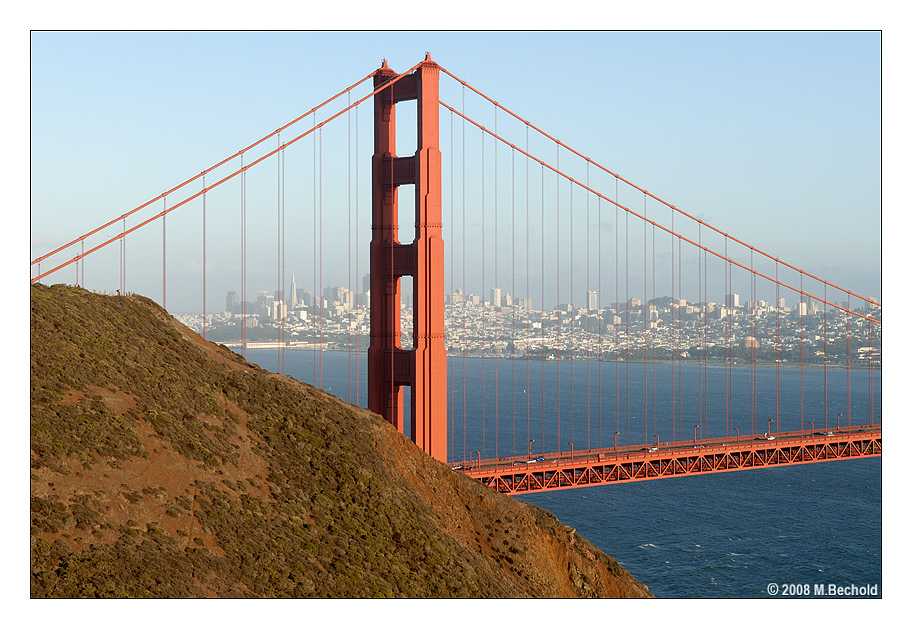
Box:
[30, 55, 882, 494]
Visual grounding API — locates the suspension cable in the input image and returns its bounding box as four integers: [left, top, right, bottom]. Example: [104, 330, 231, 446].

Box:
[436, 65, 879, 311]
[31, 71, 377, 271]
[438, 101, 880, 325]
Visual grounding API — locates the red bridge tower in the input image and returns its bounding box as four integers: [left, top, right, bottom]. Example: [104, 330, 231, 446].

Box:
[368, 56, 447, 462]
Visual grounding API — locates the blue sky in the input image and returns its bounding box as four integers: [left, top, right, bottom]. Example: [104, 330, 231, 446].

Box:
[28, 30, 884, 312]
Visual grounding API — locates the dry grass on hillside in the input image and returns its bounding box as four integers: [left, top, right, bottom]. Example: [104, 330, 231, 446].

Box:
[30, 284, 652, 598]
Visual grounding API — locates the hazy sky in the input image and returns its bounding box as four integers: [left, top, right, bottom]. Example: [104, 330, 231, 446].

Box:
[29, 30, 884, 312]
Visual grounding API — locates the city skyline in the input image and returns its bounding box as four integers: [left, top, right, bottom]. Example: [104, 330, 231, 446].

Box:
[215, 276, 864, 321]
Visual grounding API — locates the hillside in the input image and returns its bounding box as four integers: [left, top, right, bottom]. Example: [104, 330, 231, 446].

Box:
[30, 283, 651, 598]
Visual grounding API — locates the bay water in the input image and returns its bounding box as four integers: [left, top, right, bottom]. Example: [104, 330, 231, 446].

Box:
[246, 348, 882, 598]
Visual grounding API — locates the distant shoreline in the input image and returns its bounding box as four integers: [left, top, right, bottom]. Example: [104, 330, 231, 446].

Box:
[225, 344, 878, 371]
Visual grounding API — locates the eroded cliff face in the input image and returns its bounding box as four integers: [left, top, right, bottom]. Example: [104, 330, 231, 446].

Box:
[30, 284, 652, 598]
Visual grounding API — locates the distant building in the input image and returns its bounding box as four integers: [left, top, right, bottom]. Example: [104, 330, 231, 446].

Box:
[226, 291, 239, 313]
[743, 337, 760, 349]
[491, 288, 502, 308]
[726, 293, 740, 308]
[587, 291, 597, 311]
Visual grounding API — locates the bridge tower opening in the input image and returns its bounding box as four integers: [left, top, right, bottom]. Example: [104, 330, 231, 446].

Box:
[368, 55, 447, 462]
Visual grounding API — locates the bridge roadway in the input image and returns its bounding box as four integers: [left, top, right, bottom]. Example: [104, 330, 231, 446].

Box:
[453, 424, 882, 495]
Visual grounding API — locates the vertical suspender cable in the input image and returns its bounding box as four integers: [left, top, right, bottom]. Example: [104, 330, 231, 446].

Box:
[846, 294, 851, 426]
[555, 144, 561, 452]
[652, 222, 656, 443]
[776, 261, 780, 432]
[450, 106, 455, 461]
[824, 284, 828, 428]
[616, 186, 622, 443]
[526, 125, 531, 455]
[319, 127, 324, 389]
[119, 219, 124, 294]
[698, 224, 702, 439]
[481, 129, 486, 457]
[703, 228, 707, 438]
[462, 85, 467, 462]
[281, 140, 286, 375]
[644, 196, 648, 446]
[278, 135, 283, 374]
[241, 154, 247, 358]
[671, 208, 676, 443]
[345, 102, 350, 398]
[356, 100, 360, 407]
[723, 237, 734, 437]
[162, 198, 166, 310]
[597, 194, 602, 449]
[800, 274, 804, 431]
[512, 147, 517, 456]
[348, 98, 353, 400]
[586, 165, 591, 450]
[869, 302, 874, 424]
[313, 114, 318, 382]
[752, 250, 758, 434]
[202, 176, 207, 340]
[541, 164, 546, 454]
[494, 105, 499, 459]
[569, 159, 574, 450]
[625, 191, 629, 446]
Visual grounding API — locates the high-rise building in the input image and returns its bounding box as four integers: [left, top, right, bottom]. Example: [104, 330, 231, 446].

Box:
[587, 290, 597, 311]
[324, 286, 347, 305]
[726, 293, 740, 308]
[491, 287, 502, 307]
[226, 291, 239, 313]
[290, 273, 298, 308]
[297, 289, 313, 307]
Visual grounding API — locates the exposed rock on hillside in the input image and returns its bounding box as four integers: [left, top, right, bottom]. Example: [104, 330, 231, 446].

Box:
[30, 284, 651, 598]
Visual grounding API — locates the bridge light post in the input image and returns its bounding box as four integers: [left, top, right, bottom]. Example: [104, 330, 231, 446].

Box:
[615, 431, 619, 452]
[767, 418, 773, 435]
[568, 442, 574, 462]
[654, 434, 659, 449]
[837, 413, 843, 429]
[529, 439, 534, 459]
[734, 427, 740, 440]
[694, 425, 700, 444]
[810, 421, 814, 434]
